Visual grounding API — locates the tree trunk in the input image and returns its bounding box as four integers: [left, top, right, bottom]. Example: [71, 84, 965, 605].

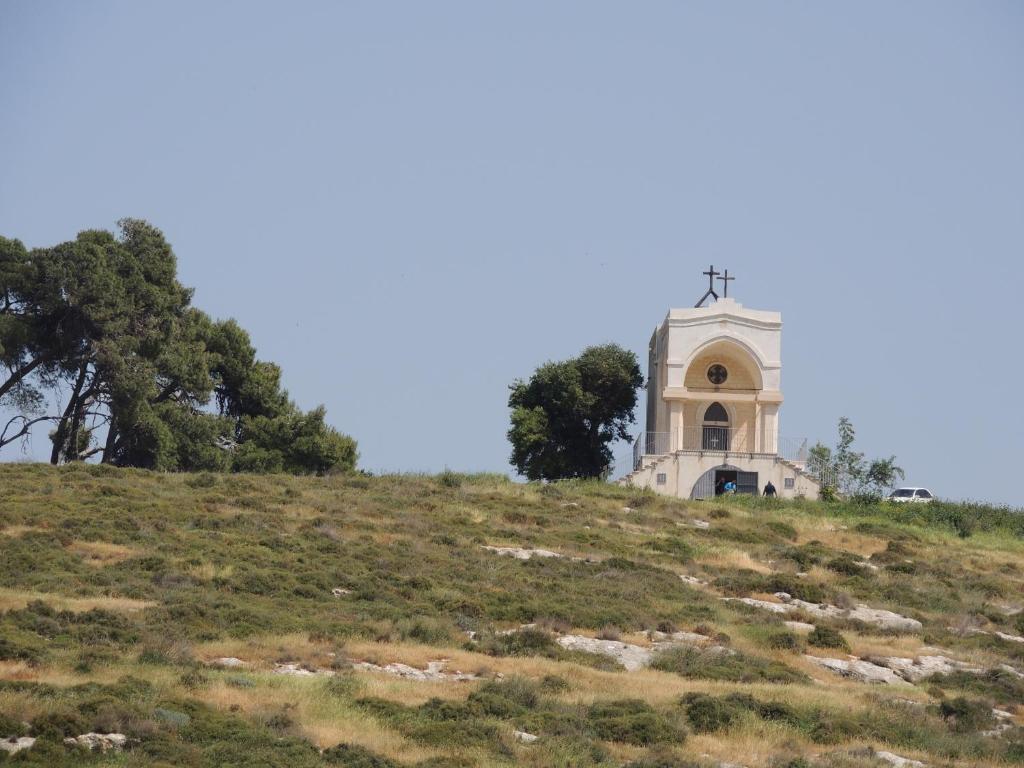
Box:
[50, 362, 90, 464]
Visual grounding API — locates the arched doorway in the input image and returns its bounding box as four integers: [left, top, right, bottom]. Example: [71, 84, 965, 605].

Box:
[702, 402, 730, 451]
[690, 463, 760, 499]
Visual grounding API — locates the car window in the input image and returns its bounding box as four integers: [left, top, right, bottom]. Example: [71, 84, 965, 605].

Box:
[915, 490, 932, 498]
[893, 489, 914, 497]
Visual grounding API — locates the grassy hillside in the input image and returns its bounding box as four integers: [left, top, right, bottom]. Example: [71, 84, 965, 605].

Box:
[0, 464, 1022, 767]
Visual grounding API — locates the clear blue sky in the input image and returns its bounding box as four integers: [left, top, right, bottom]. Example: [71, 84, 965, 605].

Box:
[2, 2, 1022, 506]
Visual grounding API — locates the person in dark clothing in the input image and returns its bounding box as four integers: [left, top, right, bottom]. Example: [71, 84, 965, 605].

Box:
[763, 480, 777, 497]
[714, 477, 726, 496]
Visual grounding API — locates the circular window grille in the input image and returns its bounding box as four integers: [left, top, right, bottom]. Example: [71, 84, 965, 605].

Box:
[707, 364, 728, 385]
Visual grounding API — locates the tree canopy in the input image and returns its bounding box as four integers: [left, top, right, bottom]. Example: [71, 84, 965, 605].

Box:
[507, 343, 642, 480]
[807, 416, 903, 500]
[0, 220, 356, 474]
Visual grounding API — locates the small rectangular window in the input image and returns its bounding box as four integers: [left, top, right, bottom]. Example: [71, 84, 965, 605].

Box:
[656, 473, 667, 485]
[784, 477, 795, 489]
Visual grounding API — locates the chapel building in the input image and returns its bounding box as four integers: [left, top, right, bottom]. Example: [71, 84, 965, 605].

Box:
[622, 271, 820, 500]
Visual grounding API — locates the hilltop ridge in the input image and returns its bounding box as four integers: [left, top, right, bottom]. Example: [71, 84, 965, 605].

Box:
[0, 464, 1022, 767]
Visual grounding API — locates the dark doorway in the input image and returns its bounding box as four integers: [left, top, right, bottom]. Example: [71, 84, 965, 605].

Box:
[702, 401, 730, 451]
[714, 469, 758, 496]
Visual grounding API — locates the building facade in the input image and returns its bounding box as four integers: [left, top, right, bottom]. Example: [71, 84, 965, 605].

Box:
[623, 296, 820, 500]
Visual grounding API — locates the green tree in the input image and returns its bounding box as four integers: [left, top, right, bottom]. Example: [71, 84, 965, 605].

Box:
[808, 417, 903, 499]
[0, 220, 357, 476]
[508, 343, 642, 480]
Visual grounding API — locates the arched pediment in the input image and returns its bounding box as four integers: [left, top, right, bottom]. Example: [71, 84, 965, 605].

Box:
[682, 337, 764, 391]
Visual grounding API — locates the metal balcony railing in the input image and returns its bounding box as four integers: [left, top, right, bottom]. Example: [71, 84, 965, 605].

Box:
[631, 430, 817, 470]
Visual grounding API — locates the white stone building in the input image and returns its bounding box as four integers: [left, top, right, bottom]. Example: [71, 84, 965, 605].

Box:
[621, 290, 820, 500]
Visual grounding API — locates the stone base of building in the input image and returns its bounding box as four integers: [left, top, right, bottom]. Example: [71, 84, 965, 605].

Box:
[623, 452, 820, 501]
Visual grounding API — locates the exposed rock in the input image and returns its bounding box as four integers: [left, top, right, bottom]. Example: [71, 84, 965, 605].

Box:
[0, 737, 35, 755]
[557, 635, 655, 671]
[482, 545, 562, 560]
[784, 621, 816, 632]
[620, 507, 634, 513]
[874, 751, 926, 767]
[691, 519, 711, 529]
[726, 597, 922, 631]
[557, 631, 717, 671]
[999, 663, 1024, 679]
[274, 662, 332, 677]
[63, 733, 128, 752]
[513, 729, 539, 743]
[995, 631, 1024, 644]
[981, 708, 1016, 737]
[209, 656, 247, 669]
[679, 574, 707, 586]
[868, 655, 983, 683]
[352, 660, 478, 682]
[804, 655, 909, 686]
[560, 502, 579, 508]
[726, 597, 792, 614]
[774, 592, 792, 602]
[331, 587, 351, 597]
[647, 629, 709, 645]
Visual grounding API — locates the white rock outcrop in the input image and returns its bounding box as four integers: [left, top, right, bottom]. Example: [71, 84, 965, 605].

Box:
[63, 733, 128, 752]
[869, 655, 983, 683]
[0, 737, 35, 755]
[783, 621, 816, 632]
[513, 729, 539, 743]
[352, 660, 478, 682]
[483, 546, 562, 560]
[875, 751, 926, 768]
[804, 655, 909, 686]
[273, 662, 330, 677]
[209, 656, 247, 668]
[726, 597, 922, 631]
[557, 631, 716, 672]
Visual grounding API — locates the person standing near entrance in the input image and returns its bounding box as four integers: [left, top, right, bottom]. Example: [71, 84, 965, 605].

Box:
[763, 480, 777, 497]
[724, 479, 737, 494]
[714, 477, 726, 496]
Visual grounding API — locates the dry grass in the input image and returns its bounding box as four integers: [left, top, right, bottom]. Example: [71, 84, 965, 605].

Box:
[0, 587, 155, 613]
[65, 539, 139, 567]
[696, 547, 774, 574]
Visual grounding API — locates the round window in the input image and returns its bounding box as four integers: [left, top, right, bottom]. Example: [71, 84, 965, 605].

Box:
[707, 364, 728, 385]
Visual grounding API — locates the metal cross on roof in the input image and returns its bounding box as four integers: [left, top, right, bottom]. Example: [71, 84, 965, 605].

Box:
[717, 269, 735, 298]
[694, 264, 720, 307]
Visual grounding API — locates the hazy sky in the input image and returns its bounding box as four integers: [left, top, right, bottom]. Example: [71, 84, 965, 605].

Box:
[2, 2, 1022, 506]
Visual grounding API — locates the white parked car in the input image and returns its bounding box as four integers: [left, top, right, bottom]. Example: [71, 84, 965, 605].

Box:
[889, 487, 934, 503]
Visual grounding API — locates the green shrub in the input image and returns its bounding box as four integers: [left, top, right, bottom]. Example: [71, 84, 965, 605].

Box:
[680, 692, 739, 732]
[587, 699, 685, 746]
[766, 521, 798, 541]
[826, 554, 868, 577]
[766, 631, 804, 652]
[650, 646, 808, 684]
[807, 626, 849, 652]
[938, 696, 995, 733]
[323, 743, 401, 767]
[438, 470, 462, 489]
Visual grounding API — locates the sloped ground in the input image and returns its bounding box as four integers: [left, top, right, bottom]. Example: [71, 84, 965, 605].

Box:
[0, 463, 1022, 767]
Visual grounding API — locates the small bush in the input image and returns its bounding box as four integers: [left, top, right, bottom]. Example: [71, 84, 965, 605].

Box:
[438, 470, 462, 489]
[766, 521, 798, 541]
[587, 699, 685, 746]
[324, 743, 401, 767]
[766, 631, 804, 652]
[938, 696, 995, 733]
[807, 626, 849, 651]
[650, 646, 808, 684]
[826, 554, 867, 577]
[680, 692, 739, 733]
